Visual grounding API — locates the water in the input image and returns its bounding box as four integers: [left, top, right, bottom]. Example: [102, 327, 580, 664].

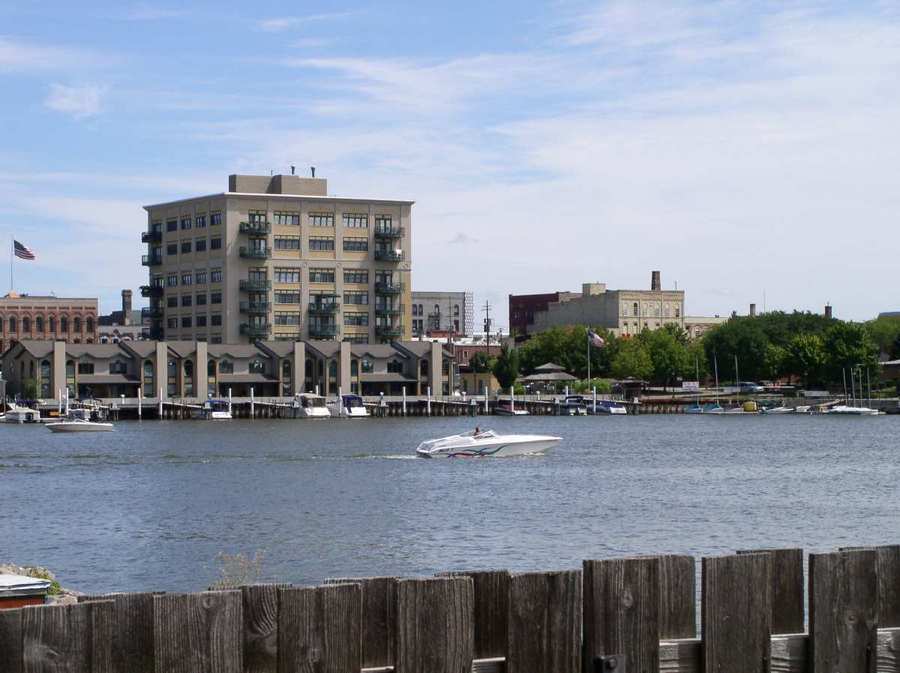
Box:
[1, 414, 898, 593]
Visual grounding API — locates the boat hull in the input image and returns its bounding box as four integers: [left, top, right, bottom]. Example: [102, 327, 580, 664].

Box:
[46, 422, 113, 433]
[417, 436, 560, 458]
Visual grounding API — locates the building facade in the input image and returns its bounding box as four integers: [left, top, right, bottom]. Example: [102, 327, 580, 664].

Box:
[141, 173, 412, 344]
[410, 291, 474, 337]
[1, 339, 454, 400]
[98, 289, 151, 343]
[0, 292, 98, 354]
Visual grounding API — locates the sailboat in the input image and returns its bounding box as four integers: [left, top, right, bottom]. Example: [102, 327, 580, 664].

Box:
[685, 357, 704, 414]
[703, 355, 726, 414]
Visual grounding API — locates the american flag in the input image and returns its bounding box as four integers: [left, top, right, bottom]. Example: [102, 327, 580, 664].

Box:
[14, 240, 35, 260]
[588, 330, 606, 348]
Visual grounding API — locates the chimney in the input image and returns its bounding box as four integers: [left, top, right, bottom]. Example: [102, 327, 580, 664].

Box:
[825, 303, 833, 319]
[311, 166, 316, 178]
[651, 270, 661, 291]
[749, 303, 756, 317]
[121, 289, 133, 325]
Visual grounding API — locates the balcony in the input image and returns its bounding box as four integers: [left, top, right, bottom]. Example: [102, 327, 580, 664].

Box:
[308, 301, 340, 315]
[308, 324, 338, 338]
[239, 221, 270, 235]
[374, 281, 402, 295]
[240, 246, 271, 260]
[142, 306, 163, 319]
[142, 254, 163, 267]
[140, 285, 164, 298]
[374, 225, 404, 240]
[239, 301, 270, 315]
[240, 279, 271, 292]
[240, 323, 270, 339]
[375, 305, 403, 318]
[141, 231, 162, 243]
[375, 325, 403, 338]
[374, 249, 403, 262]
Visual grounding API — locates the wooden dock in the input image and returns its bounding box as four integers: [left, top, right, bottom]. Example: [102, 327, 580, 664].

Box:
[2, 544, 900, 671]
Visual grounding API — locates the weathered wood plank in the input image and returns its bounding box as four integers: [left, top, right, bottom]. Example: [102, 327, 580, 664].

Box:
[441, 570, 510, 659]
[278, 583, 362, 673]
[0, 607, 24, 673]
[326, 576, 396, 668]
[153, 591, 242, 673]
[394, 577, 474, 673]
[844, 545, 900, 629]
[79, 592, 158, 673]
[22, 601, 113, 673]
[702, 553, 772, 673]
[810, 550, 877, 673]
[507, 570, 581, 673]
[876, 626, 900, 672]
[659, 555, 696, 639]
[739, 548, 805, 634]
[240, 585, 284, 673]
[584, 557, 659, 672]
[659, 638, 700, 673]
[770, 633, 807, 673]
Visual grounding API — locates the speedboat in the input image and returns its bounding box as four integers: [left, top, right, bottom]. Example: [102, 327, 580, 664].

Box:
[295, 393, 331, 418]
[416, 429, 561, 458]
[826, 405, 880, 416]
[593, 399, 627, 415]
[329, 394, 369, 418]
[560, 395, 587, 416]
[1, 404, 41, 424]
[761, 405, 794, 414]
[46, 418, 114, 433]
[201, 399, 232, 420]
[495, 400, 529, 416]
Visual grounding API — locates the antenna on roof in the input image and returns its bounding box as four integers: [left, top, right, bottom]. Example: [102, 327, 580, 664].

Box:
[270, 169, 273, 176]
[290, 165, 295, 175]
[311, 166, 316, 178]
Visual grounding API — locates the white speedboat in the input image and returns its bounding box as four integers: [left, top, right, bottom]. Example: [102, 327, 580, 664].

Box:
[329, 394, 369, 418]
[46, 418, 114, 433]
[826, 405, 880, 416]
[295, 393, 331, 418]
[593, 400, 627, 415]
[416, 429, 561, 458]
[760, 405, 794, 414]
[1, 404, 41, 424]
[560, 396, 587, 416]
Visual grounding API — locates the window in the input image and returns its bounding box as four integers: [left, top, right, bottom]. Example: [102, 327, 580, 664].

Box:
[195, 239, 207, 253]
[275, 312, 300, 326]
[35, 316, 44, 332]
[195, 214, 206, 228]
[210, 292, 222, 305]
[248, 210, 267, 224]
[274, 268, 301, 284]
[166, 219, 178, 232]
[275, 291, 301, 304]
[344, 291, 368, 305]
[343, 237, 368, 252]
[181, 273, 193, 286]
[454, 304, 460, 316]
[167, 243, 178, 256]
[196, 315, 207, 327]
[633, 302, 639, 317]
[210, 212, 222, 226]
[210, 236, 222, 250]
[78, 362, 94, 375]
[211, 314, 222, 326]
[110, 360, 127, 374]
[387, 360, 404, 374]
[344, 270, 368, 284]
[167, 317, 177, 329]
[167, 274, 178, 287]
[210, 268, 222, 283]
[195, 271, 207, 285]
[59, 316, 67, 332]
[309, 268, 335, 283]
[183, 360, 194, 396]
[343, 213, 368, 228]
[274, 212, 300, 226]
[180, 216, 191, 230]
[196, 293, 207, 306]
[49, 316, 55, 333]
[181, 240, 192, 254]
[274, 237, 301, 250]
[182, 295, 192, 307]
[73, 317, 81, 332]
[143, 360, 154, 397]
[167, 296, 178, 308]
[309, 212, 334, 227]
[216, 359, 232, 374]
[675, 307, 681, 318]
[344, 312, 369, 326]
[375, 215, 393, 228]
[181, 316, 192, 328]
[309, 237, 334, 251]
[361, 359, 373, 373]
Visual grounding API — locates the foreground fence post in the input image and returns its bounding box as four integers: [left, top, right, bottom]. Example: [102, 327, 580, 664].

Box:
[21, 601, 114, 673]
[0, 607, 23, 673]
[441, 570, 510, 660]
[507, 570, 581, 673]
[702, 553, 772, 673]
[738, 548, 804, 634]
[79, 592, 159, 673]
[810, 549, 877, 673]
[278, 583, 361, 673]
[326, 576, 397, 669]
[153, 591, 242, 673]
[240, 584, 283, 673]
[394, 577, 473, 673]
[658, 554, 696, 639]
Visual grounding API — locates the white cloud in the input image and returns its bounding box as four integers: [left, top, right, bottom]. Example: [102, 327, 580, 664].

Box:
[257, 12, 357, 32]
[0, 36, 97, 71]
[44, 83, 106, 119]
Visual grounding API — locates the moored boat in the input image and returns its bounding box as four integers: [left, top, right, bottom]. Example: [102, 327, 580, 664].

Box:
[201, 399, 232, 420]
[329, 394, 369, 418]
[416, 429, 561, 458]
[1, 404, 42, 424]
[46, 418, 114, 433]
[593, 399, 627, 415]
[295, 393, 331, 418]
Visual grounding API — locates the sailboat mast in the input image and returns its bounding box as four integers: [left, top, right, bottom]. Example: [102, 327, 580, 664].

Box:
[842, 368, 848, 404]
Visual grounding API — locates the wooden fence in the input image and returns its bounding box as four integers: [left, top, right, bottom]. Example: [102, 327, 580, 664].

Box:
[3, 544, 900, 672]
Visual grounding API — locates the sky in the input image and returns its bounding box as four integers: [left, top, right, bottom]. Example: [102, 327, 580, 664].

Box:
[1, 0, 899, 327]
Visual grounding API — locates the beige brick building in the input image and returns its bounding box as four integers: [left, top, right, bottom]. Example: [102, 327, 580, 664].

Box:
[142, 174, 412, 344]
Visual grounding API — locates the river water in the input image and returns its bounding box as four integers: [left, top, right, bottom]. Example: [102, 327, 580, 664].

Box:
[1, 414, 898, 593]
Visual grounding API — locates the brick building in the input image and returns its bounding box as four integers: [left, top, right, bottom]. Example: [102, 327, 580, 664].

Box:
[0, 292, 98, 354]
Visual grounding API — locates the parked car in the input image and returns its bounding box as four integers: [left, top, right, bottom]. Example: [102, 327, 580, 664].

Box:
[738, 381, 765, 394]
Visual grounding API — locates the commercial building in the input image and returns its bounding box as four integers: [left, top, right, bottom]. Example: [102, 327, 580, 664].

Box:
[410, 291, 474, 336]
[1, 339, 454, 400]
[510, 271, 686, 338]
[98, 289, 150, 343]
[0, 292, 98, 354]
[141, 173, 412, 344]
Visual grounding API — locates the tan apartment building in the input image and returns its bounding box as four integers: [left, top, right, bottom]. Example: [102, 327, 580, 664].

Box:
[0, 292, 98, 354]
[141, 173, 412, 344]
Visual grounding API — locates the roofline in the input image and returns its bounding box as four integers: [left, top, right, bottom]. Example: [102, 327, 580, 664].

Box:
[143, 192, 415, 211]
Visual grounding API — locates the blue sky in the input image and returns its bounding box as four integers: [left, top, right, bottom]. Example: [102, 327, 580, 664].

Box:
[2, 1, 899, 325]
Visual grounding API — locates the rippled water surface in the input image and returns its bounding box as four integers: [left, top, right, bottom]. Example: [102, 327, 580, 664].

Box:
[2, 414, 898, 593]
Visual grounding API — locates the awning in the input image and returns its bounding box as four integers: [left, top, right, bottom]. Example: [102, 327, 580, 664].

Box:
[77, 374, 140, 385]
[521, 372, 578, 382]
[360, 372, 418, 383]
[217, 373, 278, 384]
[0, 573, 51, 598]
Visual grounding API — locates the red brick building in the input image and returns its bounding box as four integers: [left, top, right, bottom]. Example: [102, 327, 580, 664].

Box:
[0, 292, 98, 354]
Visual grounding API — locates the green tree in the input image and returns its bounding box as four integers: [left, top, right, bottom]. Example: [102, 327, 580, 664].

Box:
[21, 378, 38, 400]
[638, 328, 690, 386]
[469, 351, 494, 373]
[492, 345, 520, 389]
[866, 316, 900, 358]
[518, 325, 615, 378]
[685, 339, 709, 382]
[785, 334, 826, 386]
[611, 339, 653, 380]
[703, 317, 770, 382]
[822, 321, 879, 383]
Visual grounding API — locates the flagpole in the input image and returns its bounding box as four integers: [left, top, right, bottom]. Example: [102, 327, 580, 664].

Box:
[9, 236, 12, 293]
[587, 328, 591, 385]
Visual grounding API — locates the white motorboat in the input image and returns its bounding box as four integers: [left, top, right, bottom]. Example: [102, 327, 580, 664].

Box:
[295, 393, 331, 418]
[329, 394, 369, 418]
[826, 405, 881, 416]
[201, 399, 232, 420]
[760, 405, 794, 414]
[560, 395, 587, 416]
[1, 404, 41, 424]
[593, 400, 627, 415]
[416, 429, 561, 458]
[46, 418, 114, 432]
[495, 400, 529, 416]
